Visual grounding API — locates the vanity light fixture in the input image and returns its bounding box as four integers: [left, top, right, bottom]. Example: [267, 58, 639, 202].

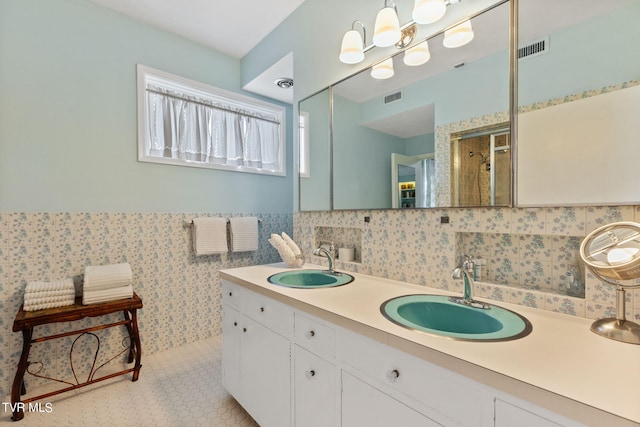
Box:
[373, 1, 401, 47]
[339, 21, 366, 64]
[403, 40, 431, 66]
[580, 221, 640, 344]
[412, 0, 447, 24]
[443, 19, 474, 48]
[371, 58, 395, 79]
[338, 0, 465, 65]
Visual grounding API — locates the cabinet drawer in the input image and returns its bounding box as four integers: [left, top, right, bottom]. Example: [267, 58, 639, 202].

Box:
[242, 288, 293, 337]
[221, 280, 241, 308]
[294, 312, 335, 358]
[337, 329, 490, 427]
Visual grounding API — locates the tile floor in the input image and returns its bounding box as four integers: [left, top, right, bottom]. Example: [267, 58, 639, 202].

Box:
[0, 336, 258, 426]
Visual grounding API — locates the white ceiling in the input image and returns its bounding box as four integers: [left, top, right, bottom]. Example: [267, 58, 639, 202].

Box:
[87, 0, 305, 58]
[87, 0, 304, 103]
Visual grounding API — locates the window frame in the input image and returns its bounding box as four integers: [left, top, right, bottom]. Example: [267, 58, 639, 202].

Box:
[136, 64, 286, 176]
[298, 111, 310, 178]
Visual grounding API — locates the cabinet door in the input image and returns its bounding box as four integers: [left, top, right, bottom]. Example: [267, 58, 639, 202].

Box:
[294, 345, 338, 427]
[495, 400, 579, 427]
[241, 316, 291, 427]
[222, 304, 242, 400]
[341, 371, 441, 427]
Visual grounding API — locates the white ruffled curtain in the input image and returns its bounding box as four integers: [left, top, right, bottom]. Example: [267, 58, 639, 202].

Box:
[146, 86, 280, 170]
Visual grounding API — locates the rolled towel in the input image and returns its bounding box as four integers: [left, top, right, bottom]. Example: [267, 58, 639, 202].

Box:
[229, 217, 259, 252]
[82, 284, 133, 305]
[24, 291, 76, 306]
[192, 217, 228, 255]
[24, 297, 76, 312]
[25, 278, 75, 294]
[84, 263, 132, 291]
[24, 289, 76, 300]
[23, 278, 76, 311]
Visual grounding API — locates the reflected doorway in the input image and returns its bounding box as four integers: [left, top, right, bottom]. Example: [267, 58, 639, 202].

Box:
[450, 124, 510, 207]
[391, 153, 435, 208]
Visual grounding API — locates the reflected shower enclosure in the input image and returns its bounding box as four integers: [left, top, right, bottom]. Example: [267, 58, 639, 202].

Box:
[450, 124, 510, 207]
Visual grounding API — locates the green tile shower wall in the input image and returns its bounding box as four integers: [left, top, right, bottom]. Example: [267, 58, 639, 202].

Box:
[294, 206, 640, 320]
[0, 212, 291, 400]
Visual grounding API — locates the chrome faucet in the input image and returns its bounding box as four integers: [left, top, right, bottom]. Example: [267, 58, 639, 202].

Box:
[450, 257, 489, 309]
[313, 246, 336, 274]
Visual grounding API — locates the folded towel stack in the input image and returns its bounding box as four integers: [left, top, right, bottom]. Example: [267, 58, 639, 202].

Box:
[23, 278, 76, 311]
[269, 232, 305, 267]
[83, 262, 133, 305]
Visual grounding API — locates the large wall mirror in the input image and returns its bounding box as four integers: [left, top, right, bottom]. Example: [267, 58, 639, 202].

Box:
[516, 0, 640, 206]
[299, 0, 640, 211]
[300, 1, 512, 211]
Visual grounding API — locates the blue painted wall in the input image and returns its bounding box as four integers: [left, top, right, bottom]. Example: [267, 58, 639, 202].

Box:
[0, 0, 293, 213]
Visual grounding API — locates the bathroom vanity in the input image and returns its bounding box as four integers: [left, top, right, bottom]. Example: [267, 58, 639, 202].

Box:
[220, 264, 639, 427]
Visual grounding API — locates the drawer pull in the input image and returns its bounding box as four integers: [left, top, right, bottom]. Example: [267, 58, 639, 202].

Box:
[260, 307, 265, 313]
[233, 322, 238, 327]
[305, 370, 316, 380]
[228, 291, 233, 297]
[305, 330, 316, 339]
[386, 369, 400, 383]
[242, 327, 247, 333]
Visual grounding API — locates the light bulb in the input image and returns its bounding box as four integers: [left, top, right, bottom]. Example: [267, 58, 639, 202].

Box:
[607, 247, 640, 264]
[371, 58, 394, 79]
[443, 20, 474, 48]
[339, 30, 365, 64]
[373, 7, 401, 47]
[412, 0, 446, 25]
[404, 40, 431, 66]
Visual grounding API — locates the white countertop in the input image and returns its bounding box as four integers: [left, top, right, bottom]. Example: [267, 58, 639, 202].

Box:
[220, 263, 640, 427]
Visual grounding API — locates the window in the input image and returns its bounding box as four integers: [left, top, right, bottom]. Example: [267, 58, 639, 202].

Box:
[298, 111, 310, 178]
[137, 65, 286, 176]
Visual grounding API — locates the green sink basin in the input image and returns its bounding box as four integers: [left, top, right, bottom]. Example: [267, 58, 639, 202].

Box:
[381, 294, 532, 341]
[268, 269, 354, 288]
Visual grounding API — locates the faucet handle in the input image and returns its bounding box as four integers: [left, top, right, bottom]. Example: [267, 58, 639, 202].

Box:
[462, 256, 474, 273]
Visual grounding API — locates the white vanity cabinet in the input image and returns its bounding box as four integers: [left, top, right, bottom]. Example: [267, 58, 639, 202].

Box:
[221, 279, 587, 427]
[221, 281, 293, 427]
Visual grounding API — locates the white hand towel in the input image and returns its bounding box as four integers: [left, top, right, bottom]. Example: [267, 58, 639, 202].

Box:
[82, 283, 133, 305]
[192, 217, 228, 255]
[229, 217, 259, 252]
[281, 232, 302, 255]
[84, 263, 132, 291]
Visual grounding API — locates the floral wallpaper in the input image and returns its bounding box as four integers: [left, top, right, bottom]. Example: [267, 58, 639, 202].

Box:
[294, 205, 640, 320]
[0, 212, 290, 400]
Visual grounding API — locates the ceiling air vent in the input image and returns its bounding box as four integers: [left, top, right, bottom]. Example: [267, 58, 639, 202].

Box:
[519, 36, 549, 60]
[384, 91, 402, 104]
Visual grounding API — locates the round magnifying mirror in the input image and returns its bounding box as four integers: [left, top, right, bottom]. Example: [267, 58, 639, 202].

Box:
[580, 221, 640, 344]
